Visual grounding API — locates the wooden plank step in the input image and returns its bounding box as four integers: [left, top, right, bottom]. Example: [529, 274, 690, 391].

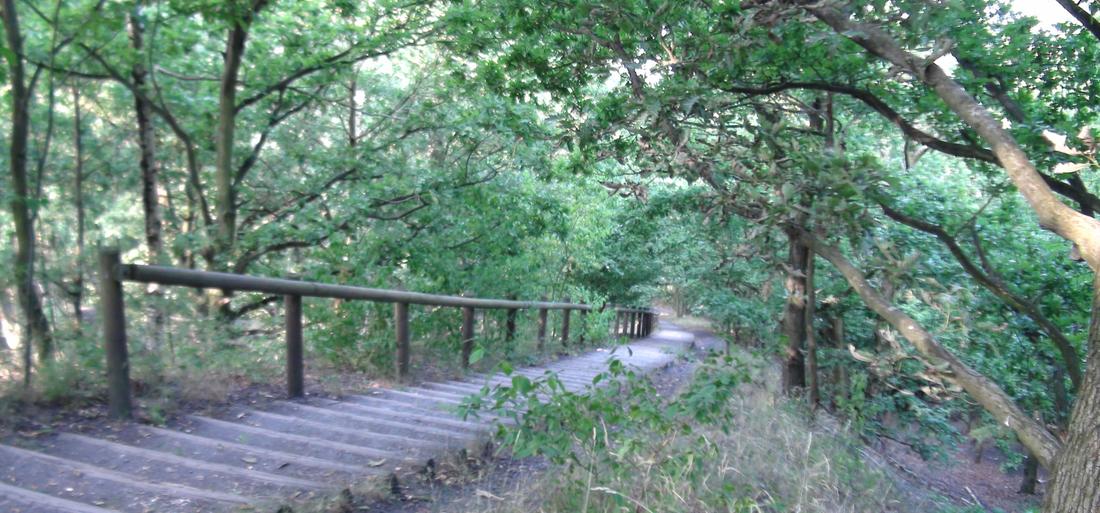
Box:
[133, 426, 374, 481]
[183, 416, 409, 466]
[273, 400, 486, 435]
[45, 433, 325, 494]
[266, 402, 478, 440]
[0, 481, 118, 513]
[311, 399, 487, 433]
[236, 410, 465, 453]
[0, 444, 250, 513]
[345, 392, 515, 426]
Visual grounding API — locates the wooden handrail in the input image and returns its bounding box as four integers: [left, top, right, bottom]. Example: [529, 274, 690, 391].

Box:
[98, 248, 659, 419]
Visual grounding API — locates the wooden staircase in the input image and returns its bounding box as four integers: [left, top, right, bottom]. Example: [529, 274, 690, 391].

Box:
[0, 326, 693, 513]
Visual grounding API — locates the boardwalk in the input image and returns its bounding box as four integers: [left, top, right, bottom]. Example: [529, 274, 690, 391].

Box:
[0, 325, 694, 513]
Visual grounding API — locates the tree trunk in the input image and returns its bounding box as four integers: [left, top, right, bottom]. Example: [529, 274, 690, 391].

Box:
[1019, 453, 1040, 495]
[809, 11, 1100, 511]
[2, 0, 53, 378]
[130, 1, 166, 347]
[214, 22, 249, 262]
[805, 249, 819, 407]
[1043, 276, 1100, 512]
[811, 6, 1100, 271]
[130, 3, 163, 262]
[782, 229, 809, 394]
[71, 85, 85, 324]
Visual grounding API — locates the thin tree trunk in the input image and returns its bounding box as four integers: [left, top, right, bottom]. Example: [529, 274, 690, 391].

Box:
[71, 85, 85, 324]
[214, 22, 249, 262]
[130, 1, 165, 347]
[805, 250, 819, 407]
[782, 229, 809, 394]
[2, 0, 53, 382]
[1019, 454, 1040, 494]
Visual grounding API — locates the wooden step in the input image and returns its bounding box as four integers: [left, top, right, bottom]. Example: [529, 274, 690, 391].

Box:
[0, 480, 118, 513]
[0, 444, 251, 513]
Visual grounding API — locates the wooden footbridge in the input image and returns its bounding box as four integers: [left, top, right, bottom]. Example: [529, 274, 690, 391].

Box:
[0, 250, 691, 512]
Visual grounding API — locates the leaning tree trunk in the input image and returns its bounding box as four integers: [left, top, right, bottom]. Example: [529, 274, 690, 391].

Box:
[808, 9, 1100, 512]
[2, 0, 53, 378]
[805, 233, 1063, 468]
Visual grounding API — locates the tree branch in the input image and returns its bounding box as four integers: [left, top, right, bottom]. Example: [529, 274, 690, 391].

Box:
[802, 230, 1062, 468]
[880, 202, 1083, 390]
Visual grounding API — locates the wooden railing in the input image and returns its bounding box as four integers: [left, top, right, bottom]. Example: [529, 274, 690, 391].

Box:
[98, 248, 658, 419]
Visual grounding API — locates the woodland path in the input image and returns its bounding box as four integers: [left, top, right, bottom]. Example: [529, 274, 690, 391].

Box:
[0, 324, 695, 513]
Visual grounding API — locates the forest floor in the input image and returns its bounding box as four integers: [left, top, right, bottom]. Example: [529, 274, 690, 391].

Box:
[362, 319, 1043, 513]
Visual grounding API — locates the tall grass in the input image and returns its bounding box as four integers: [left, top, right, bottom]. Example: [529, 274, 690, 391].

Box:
[458, 348, 946, 513]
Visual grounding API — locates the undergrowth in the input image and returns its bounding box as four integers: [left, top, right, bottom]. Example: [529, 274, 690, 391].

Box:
[459, 348, 936, 513]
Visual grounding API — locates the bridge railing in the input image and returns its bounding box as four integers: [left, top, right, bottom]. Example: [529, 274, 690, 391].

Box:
[98, 248, 658, 419]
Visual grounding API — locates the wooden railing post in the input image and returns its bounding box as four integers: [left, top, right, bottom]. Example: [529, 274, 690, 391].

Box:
[99, 247, 132, 420]
[561, 308, 571, 347]
[615, 311, 623, 336]
[631, 312, 639, 337]
[537, 308, 548, 350]
[461, 306, 475, 368]
[285, 294, 304, 398]
[395, 302, 410, 380]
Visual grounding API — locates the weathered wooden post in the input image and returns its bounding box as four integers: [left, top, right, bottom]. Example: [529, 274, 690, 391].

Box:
[631, 312, 639, 337]
[616, 310, 623, 336]
[561, 308, 571, 347]
[461, 306, 475, 368]
[99, 247, 132, 420]
[285, 294, 304, 398]
[537, 308, 548, 350]
[395, 302, 410, 380]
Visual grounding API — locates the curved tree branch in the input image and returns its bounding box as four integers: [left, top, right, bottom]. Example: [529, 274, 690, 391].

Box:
[717, 80, 1100, 215]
